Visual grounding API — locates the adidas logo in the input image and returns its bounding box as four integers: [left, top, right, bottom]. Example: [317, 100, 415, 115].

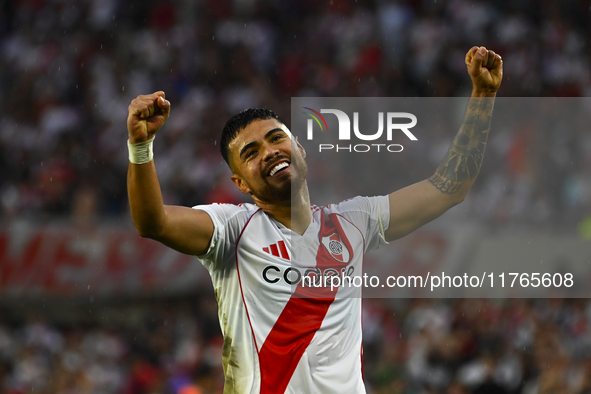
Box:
[263, 240, 290, 260]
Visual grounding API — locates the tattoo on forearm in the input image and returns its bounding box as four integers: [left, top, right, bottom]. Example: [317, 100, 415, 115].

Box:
[429, 98, 494, 194]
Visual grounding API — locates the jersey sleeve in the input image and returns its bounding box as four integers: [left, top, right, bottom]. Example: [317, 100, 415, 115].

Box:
[191, 203, 253, 272]
[326, 195, 390, 252]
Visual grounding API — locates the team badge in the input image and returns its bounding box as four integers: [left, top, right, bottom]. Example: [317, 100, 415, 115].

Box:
[321, 233, 350, 264]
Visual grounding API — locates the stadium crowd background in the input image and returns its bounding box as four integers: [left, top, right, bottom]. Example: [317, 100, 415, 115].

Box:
[0, 0, 590, 393]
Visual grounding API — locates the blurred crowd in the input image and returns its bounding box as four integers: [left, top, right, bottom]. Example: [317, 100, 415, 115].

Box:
[1, 1, 591, 393]
[0, 0, 590, 228]
[362, 298, 591, 394]
[0, 297, 226, 394]
[3, 297, 591, 394]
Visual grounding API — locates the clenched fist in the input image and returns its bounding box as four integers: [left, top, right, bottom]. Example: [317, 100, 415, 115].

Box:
[465, 46, 503, 95]
[127, 91, 171, 143]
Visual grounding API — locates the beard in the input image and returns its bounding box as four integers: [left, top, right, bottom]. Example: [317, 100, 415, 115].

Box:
[250, 154, 308, 205]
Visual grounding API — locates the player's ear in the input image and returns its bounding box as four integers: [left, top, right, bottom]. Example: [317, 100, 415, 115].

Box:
[231, 174, 251, 195]
[295, 136, 306, 159]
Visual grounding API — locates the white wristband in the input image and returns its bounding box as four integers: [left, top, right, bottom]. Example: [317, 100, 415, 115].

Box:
[128, 136, 155, 164]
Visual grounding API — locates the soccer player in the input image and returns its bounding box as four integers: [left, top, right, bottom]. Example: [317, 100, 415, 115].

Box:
[126, 46, 502, 393]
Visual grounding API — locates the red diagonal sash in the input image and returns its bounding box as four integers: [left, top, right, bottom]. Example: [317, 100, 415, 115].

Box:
[258, 212, 352, 393]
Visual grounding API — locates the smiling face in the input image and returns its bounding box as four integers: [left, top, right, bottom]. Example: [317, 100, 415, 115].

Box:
[228, 118, 308, 205]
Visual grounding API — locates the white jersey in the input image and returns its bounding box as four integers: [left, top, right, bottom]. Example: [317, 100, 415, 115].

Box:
[195, 196, 390, 394]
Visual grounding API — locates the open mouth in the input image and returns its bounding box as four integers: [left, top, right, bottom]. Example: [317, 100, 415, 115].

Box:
[269, 161, 290, 177]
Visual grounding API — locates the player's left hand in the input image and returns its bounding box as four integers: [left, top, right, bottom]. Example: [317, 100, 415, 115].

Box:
[465, 46, 503, 95]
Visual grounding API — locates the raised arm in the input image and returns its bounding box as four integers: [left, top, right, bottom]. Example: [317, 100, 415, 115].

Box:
[384, 46, 503, 241]
[127, 91, 214, 255]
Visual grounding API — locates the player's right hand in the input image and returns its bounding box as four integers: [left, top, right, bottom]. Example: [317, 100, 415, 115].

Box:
[127, 91, 171, 143]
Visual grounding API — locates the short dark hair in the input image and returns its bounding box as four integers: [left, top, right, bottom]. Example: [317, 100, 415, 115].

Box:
[221, 108, 283, 166]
